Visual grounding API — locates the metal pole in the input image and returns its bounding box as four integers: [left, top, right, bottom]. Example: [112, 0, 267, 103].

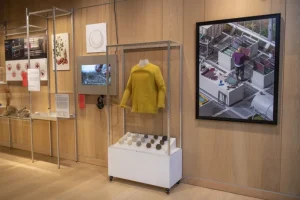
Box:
[167, 41, 171, 156]
[179, 44, 183, 149]
[71, 9, 78, 162]
[52, 7, 60, 169]
[46, 13, 51, 114]
[49, 121, 52, 156]
[53, 9, 58, 95]
[27, 8, 34, 163]
[5, 29, 47, 37]
[122, 49, 126, 136]
[8, 119, 11, 148]
[56, 119, 60, 169]
[45, 13, 52, 157]
[54, 7, 71, 14]
[47, 13, 72, 19]
[106, 46, 110, 147]
[29, 9, 52, 15]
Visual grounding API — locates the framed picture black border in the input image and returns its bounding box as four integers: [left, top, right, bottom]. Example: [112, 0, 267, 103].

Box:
[195, 13, 281, 125]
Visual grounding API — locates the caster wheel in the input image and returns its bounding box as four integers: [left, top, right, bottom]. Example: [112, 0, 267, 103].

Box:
[109, 176, 113, 182]
[177, 180, 180, 185]
[165, 188, 170, 195]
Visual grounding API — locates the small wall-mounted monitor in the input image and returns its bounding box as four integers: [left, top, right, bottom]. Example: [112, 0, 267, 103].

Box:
[81, 64, 111, 85]
[77, 55, 117, 95]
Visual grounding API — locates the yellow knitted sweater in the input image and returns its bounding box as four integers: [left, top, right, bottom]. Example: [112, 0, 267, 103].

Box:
[120, 63, 166, 114]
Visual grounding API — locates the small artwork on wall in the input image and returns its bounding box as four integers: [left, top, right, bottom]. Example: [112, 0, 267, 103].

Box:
[86, 23, 107, 53]
[52, 33, 70, 70]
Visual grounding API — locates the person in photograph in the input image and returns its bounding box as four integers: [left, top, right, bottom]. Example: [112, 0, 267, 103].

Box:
[232, 47, 250, 81]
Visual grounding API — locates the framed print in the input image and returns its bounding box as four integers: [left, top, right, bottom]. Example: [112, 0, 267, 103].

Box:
[52, 33, 70, 70]
[196, 14, 281, 124]
[86, 23, 107, 53]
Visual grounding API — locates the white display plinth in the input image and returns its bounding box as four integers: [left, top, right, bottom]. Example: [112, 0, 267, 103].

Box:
[108, 133, 182, 191]
[108, 146, 182, 189]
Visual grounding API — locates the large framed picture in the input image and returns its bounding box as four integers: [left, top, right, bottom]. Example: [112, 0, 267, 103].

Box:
[196, 14, 281, 124]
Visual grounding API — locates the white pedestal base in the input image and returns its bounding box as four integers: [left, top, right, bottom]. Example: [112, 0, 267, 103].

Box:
[108, 146, 182, 189]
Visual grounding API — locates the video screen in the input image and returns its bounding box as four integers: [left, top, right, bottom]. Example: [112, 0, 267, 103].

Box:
[196, 14, 280, 124]
[81, 64, 111, 85]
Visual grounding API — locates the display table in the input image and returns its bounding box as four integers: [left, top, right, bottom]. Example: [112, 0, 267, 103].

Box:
[0, 114, 30, 148]
[31, 112, 75, 121]
[30, 112, 76, 169]
[200, 65, 244, 106]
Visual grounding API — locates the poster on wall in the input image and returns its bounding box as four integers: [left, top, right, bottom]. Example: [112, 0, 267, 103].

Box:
[5, 36, 48, 81]
[52, 33, 70, 70]
[196, 14, 281, 124]
[86, 23, 107, 53]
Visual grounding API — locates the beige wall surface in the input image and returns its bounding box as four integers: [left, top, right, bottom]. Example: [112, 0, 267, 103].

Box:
[0, 0, 299, 199]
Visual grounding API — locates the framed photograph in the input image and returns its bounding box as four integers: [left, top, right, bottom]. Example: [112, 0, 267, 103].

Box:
[196, 14, 281, 124]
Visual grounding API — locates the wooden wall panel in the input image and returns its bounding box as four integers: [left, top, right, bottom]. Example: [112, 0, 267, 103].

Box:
[280, 0, 300, 196]
[183, 0, 282, 193]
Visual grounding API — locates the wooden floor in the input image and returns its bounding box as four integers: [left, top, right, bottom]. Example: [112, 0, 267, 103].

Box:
[0, 147, 262, 200]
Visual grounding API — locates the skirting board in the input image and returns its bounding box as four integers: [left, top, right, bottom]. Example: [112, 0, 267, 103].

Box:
[183, 177, 300, 200]
[78, 156, 107, 167]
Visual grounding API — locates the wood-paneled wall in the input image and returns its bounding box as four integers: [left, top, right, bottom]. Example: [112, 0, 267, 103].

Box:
[0, 0, 299, 199]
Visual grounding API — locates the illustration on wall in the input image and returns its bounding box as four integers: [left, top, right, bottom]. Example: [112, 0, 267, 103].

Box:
[86, 23, 107, 53]
[52, 33, 70, 70]
[196, 14, 280, 124]
[5, 36, 48, 81]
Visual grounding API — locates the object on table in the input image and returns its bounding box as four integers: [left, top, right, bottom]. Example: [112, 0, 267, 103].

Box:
[219, 80, 224, 86]
[160, 140, 165, 145]
[16, 107, 30, 118]
[3, 105, 17, 116]
[154, 135, 158, 140]
[156, 144, 162, 150]
[141, 138, 145, 143]
[162, 136, 168, 141]
[202, 68, 218, 81]
[150, 139, 155, 144]
[136, 141, 141, 147]
[146, 143, 151, 148]
[225, 76, 238, 86]
[144, 134, 148, 138]
[127, 140, 132, 145]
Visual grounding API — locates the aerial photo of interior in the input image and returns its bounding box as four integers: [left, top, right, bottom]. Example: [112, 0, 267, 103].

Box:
[198, 18, 276, 121]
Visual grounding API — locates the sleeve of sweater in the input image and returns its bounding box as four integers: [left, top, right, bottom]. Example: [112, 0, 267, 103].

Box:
[155, 67, 166, 108]
[120, 72, 132, 108]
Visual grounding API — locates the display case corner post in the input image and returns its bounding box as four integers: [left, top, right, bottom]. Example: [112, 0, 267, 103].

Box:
[26, 7, 35, 163]
[71, 7, 78, 162]
[122, 49, 126, 136]
[167, 41, 171, 156]
[52, 7, 58, 94]
[179, 44, 183, 149]
[106, 46, 111, 147]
